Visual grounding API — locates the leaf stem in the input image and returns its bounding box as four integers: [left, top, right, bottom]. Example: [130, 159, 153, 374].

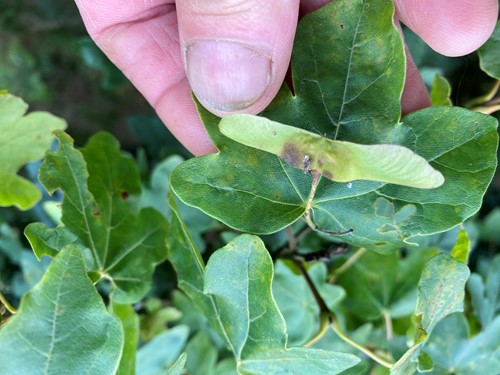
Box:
[285, 226, 298, 254]
[304, 313, 330, 347]
[330, 316, 394, 368]
[382, 308, 394, 341]
[330, 247, 367, 281]
[466, 80, 500, 108]
[0, 291, 17, 315]
[295, 256, 394, 369]
[303, 171, 321, 229]
[473, 103, 500, 115]
[303, 171, 353, 236]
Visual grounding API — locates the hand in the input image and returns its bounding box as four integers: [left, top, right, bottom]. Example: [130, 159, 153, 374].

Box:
[75, 0, 498, 155]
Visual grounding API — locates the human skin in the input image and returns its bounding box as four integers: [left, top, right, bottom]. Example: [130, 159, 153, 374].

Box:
[74, 0, 498, 155]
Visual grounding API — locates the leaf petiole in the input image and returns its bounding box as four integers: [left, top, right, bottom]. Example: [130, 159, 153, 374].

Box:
[295, 256, 394, 368]
[303, 171, 353, 236]
[329, 247, 368, 282]
[0, 291, 17, 315]
[466, 80, 500, 108]
[304, 313, 330, 347]
[382, 308, 394, 341]
[330, 316, 394, 368]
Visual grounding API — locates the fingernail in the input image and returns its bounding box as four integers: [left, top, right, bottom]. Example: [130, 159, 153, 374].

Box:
[185, 40, 271, 112]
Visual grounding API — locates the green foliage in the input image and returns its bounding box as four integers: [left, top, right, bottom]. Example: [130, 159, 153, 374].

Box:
[1, 0, 500, 373]
[112, 302, 140, 375]
[136, 326, 188, 375]
[391, 254, 470, 374]
[25, 131, 169, 303]
[429, 75, 452, 106]
[478, 21, 500, 80]
[336, 248, 437, 322]
[205, 235, 359, 374]
[273, 260, 344, 346]
[468, 254, 500, 329]
[424, 313, 500, 374]
[0, 246, 123, 375]
[0, 93, 66, 210]
[171, 0, 498, 251]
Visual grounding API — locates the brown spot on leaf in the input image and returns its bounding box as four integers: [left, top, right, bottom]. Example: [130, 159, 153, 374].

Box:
[340, 24, 344, 30]
[281, 142, 303, 168]
[121, 191, 129, 200]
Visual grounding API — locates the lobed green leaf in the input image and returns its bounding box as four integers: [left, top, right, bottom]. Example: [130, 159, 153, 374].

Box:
[467, 255, 500, 328]
[25, 131, 169, 303]
[0, 245, 123, 375]
[171, 0, 498, 251]
[424, 313, 500, 374]
[0, 93, 66, 210]
[204, 234, 360, 373]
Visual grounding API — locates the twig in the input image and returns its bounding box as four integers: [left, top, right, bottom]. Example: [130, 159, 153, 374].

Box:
[293, 257, 329, 313]
[0, 291, 17, 315]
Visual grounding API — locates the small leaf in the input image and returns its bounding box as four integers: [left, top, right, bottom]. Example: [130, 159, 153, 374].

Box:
[0, 93, 66, 209]
[429, 74, 452, 106]
[25, 223, 77, 260]
[239, 348, 361, 375]
[450, 227, 470, 264]
[139, 299, 181, 342]
[391, 253, 470, 374]
[204, 235, 287, 359]
[220, 115, 444, 189]
[416, 254, 470, 333]
[0, 245, 123, 375]
[166, 353, 187, 375]
[424, 313, 500, 374]
[204, 234, 360, 373]
[112, 302, 140, 375]
[136, 326, 189, 375]
[467, 255, 500, 328]
[185, 331, 217, 375]
[26, 131, 169, 303]
[478, 20, 500, 79]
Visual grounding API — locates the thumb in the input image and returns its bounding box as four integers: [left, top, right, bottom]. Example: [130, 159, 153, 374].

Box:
[177, 0, 300, 116]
